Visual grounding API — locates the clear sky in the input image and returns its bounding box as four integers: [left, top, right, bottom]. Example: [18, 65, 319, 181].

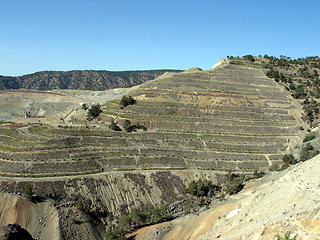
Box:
[1, 0, 319, 76]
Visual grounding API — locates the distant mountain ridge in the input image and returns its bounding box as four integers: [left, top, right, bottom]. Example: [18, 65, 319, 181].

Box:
[0, 69, 182, 91]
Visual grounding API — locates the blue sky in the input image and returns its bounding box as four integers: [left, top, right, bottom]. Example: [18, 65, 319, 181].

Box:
[1, 0, 319, 76]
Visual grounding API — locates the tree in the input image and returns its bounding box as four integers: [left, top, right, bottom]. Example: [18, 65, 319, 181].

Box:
[87, 104, 102, 120]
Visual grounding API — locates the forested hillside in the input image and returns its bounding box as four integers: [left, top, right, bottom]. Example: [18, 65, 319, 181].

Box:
[0, 69, 182, 91]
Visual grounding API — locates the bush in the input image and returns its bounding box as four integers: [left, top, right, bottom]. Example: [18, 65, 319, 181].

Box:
[269, 164, 280, 172]
[186, 179, 219, 197]
[282, 154, 297, 165]
[23, 184, 34, 201]
[253, 169, 265, 179]
[224, 172, 244, 195]
[300, 143, 318, 161]
[120, 95, 135, 109]
[122, 120, 147, 132]
[303, 134, 316, 142]
[81, 103, 88, 110]
[123, 119, 132, 132]
[86, 104, 102, 120]
[105, 204, 171, 239]
[276, 232, 298, 240]
[76, 198, 90, 213]
[109, 121, 122, 131]
[243, 55, 255, 62]
[105, 226, 126, 240]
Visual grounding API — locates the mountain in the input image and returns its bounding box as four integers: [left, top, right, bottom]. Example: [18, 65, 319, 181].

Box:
[0, 69, 182, 91]
[0, 60, 305, 176]
[0, 57, 317, 240]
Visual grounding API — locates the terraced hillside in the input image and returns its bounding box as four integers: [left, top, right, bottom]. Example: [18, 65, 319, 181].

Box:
[0, 62, 305, 178]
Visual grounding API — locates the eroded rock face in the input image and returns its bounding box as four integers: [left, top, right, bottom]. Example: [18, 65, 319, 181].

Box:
[0, 224, 35, 240]
[0, 170, 220, 239]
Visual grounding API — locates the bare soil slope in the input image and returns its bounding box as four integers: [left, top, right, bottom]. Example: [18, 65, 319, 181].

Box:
[132, 154, 320, 240]
[0, 193, 60, 240]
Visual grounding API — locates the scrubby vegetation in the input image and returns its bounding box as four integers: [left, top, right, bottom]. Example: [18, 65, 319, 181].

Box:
[86, 104, 102, 120]
[229, 55, 320, 125]
[282, 154, 297, 165]
[109, 121, 122, 131]
[242, 54, 255, 62]
[276, 232, 298, 240]
[300, 143, 319, 161]
[23, 184, 34, 202]
[186, 179, 220, 197]
[303, 134, 316, 142]
[122, 119, 147, 132]
[81, 103, 88, 110]
[119, 95, 136, 109]
[105, 204, 172, 240]
[224, 172, 245, 195]
[263, 55, 320, 126]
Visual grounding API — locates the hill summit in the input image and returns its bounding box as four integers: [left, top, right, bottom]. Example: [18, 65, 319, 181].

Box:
[0, 59, 305, 176]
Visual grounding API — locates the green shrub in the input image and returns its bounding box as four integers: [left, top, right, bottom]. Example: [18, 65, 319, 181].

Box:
[276, 232, 298, 240]
[86, 104, 102, 120]
[105, 226, 126, 240]
[186, 179, 219, 197]
[23, 184, 34, 201]
[224, 172, 244, 195]
[120, 95, 135, 109]
[303, 134, 316, 142]
[81, 103, 88, 110]
[105, 204, 171, 239]
[282, 154, 297, 165]
[123, 119, 132, 132]
[253, 169, 265, 179]
[243, 55, 255, 62]
[76, 199, 84, 210]
[300, 143, 318, 161]
[109, 121, 122, 131]
[122, 120, 146, 132]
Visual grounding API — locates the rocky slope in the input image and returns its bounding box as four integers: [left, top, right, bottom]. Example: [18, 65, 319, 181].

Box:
[132, 153, 320, 240]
